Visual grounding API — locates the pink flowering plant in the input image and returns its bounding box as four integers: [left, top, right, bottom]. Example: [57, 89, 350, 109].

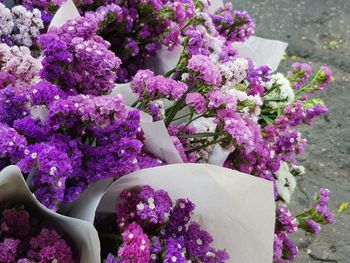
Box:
[0, 202, 77, 262]
[95, 185, 229, 263]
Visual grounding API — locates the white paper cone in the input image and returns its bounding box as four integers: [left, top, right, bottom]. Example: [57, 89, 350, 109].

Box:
[0, 165, 100, 263]
[90, 163, 275, 263]
[207, 144, 230, 166]
[49, 0, 80, 29]
[208, 0, 224, 13]
[140, 120, 184, 164]
[232, 36, 288, 72]
[110, 83, 138, 106]
[145, 45, 184, 75]
[66, 178, 114, 223]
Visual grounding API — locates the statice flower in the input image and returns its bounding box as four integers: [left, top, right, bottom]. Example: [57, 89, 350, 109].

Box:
[13, 92, 159, 209]
[0, 43, 41, 90]
[17, 142, 73, 210]
[0, 3, 14, 38]
[28, 228, 74, 262]
[0, 85, 29, 126]
[211, 3, 255, 43]
[188, 55, 222, 86]
[274, 232, 298, 262]
[97, 185, 229, 262]
[220, 57, 249, 86]
[11, 5, 44, 47]
[186, 92, 207, 114]
[166, 198, 195, 238]
[314, 66, 332, 90]
[117, 222, 151, 263]
[0, 206, 30, 238]
[164, 237, 186, 263]
[264, 73, 295, 109]
[0, 203, 76, 262]
[132, 69, 188, 101]
[0, 123, 27, 170]
[276, 204, 298, 233]
[30, 80, 67, 106]
[288, 63, 312, 89]
[0, 238, 20, 262]
[39, 14, 121, 95]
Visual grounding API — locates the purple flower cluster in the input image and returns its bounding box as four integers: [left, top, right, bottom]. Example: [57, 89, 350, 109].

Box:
[98, 185, 229, 262]
[9, 93, 162, 210]
[288, 63, 312, 89]
[50, 0, 194, 83]
[0, 123, 27, 170]
[0, 86, 29, 126]
[273, 188, 334, 262]
[39, 14, 121, 95]
[0, 202, 75, 262]
[188, 55, 222, 87]
[132, 69, 188, 101]
[211, 3, 255, 43]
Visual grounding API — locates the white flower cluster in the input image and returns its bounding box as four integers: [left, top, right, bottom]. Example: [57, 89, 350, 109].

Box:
[0, 3, 44, 47]
[275, 161, 297, 203]
[224, 87, 263, 120]
[0, 3, 14, 36]
[190, 117, 216, 133]
[220, 57, 249, 86]
[12, 5, 44, 47]
[264, 73, 295, 109]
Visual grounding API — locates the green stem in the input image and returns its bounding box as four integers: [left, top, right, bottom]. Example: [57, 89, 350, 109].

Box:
[131, 100, 139, 108]
[264, 98, 288, 102]
[172, 112, 193, 121]
[295, 80, 315, 95]
[182, 113, 205, 128]
[177, 132, 220, 139]
[164, 68, 177, 77]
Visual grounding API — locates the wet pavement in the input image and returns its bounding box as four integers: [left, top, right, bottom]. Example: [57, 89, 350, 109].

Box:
[231, 0, 350, 262]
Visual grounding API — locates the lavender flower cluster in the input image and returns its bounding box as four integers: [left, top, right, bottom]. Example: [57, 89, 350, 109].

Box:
[0, 43, 162, 210]
[0, 85, 162, 210]
[0, 202, 76, 262]
[39, 14, 121, 95]
[0, 3, 44, 48]
[95, 185, 229, 263]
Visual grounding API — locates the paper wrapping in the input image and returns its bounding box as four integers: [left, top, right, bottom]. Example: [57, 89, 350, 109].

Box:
[70, 163, 275, 263]
[0, 166, 100, 263]
[232, 36, 288, 72]
[48, 0, 80, 29]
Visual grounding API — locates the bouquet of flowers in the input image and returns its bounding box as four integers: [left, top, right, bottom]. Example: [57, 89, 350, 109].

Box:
[97, 185, 229, 262]
[0, 202, 76, 262]
[0, 165, 100, 262]
[0, 0, 337, 262]
[70, 163, 276, 262]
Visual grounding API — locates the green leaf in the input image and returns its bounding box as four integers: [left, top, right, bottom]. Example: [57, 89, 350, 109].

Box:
[261, 115, 274, 125]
